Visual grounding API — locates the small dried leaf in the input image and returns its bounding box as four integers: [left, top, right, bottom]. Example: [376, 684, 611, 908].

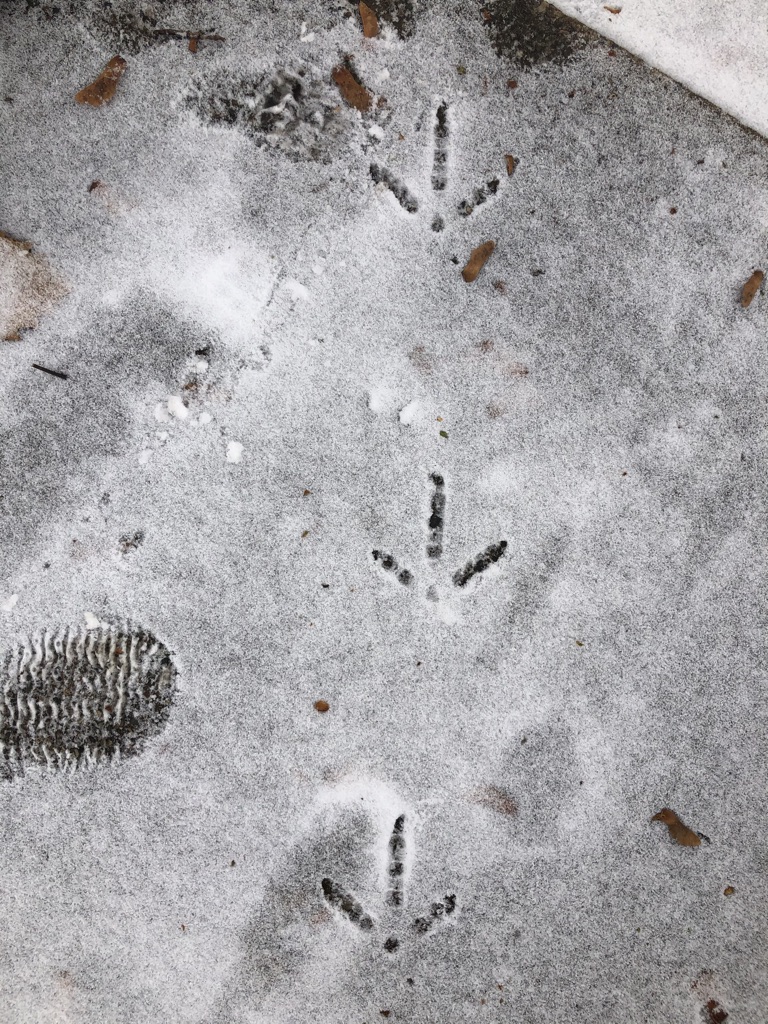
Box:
[703, 1000, 729, 1024]
[359, 1, 379, 38]
[740, 269, 764, 308]
[723, 886, 735, 896]
[303, 488, 312, 496]
[505, 154, 519, 176]
[75, 55, 127, 107]
[0, 232, 68, 342]
[439, 429, 448, 438]
[331, 64, 373, 112]
[651, 807, 701, 847]
[301, 529, 310, 538]
[604, 5, 622, 12]
[188, 36, 199, 53]
[462, 240, 496, 283]
[314, 699, 330, 713]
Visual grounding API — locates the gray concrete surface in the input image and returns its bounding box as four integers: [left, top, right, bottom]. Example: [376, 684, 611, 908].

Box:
[1, 2, 766, 1022]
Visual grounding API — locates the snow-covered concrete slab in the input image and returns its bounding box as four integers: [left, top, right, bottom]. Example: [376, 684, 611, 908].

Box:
[549, 0, 768, 138]
[0, 2, 766, 1022]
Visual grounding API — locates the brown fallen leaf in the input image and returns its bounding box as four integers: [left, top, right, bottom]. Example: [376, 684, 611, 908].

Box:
[723, 886, 735, 896]
[0, 232, 68, 341]
[651, 807, 701, 847]
[475, 785, 517, 817]
[314, 699, 330, 713]
[331, 64, 373, 112]
[188, 36, 199, 53]
[505, 154, 519, 176]
[75, 55, 127, 107]
[462, 240, 495, 283]
[359, 1, 379, 37]
[604, 5, 622, 12]
[703, 999, 729, 1024]
[740, 269, 764, 308]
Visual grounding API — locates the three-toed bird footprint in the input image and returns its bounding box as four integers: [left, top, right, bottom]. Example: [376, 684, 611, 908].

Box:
[321, 813, 457, 953]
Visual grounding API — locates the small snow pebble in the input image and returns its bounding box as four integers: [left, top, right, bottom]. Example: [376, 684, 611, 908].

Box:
[311, 264, 324, 276]
[376, 69, 390, 83]
[368, 125, 384, 140]
[1, 594, 18, 612]
[154, 402, 170, 423]
[227, 441, 244, 464]
[167, 395, 189, 420]
[156, 431, 169, 442]
[368, 389, 389, 414]
[84, 612, 100, 630]
[195, 360, 209, 373]
[198, 411, 212, 425]
[138, 449, 152, 465]
[399, 399, 418, 425]
[283, 279, 309, 301]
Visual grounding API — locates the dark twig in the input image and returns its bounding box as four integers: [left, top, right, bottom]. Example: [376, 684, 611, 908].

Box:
[153, 27, 225, 42]
[32, 364, 68, 380]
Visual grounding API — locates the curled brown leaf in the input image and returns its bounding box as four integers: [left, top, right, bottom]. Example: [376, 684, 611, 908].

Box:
[359, 2, 380, 38]
[75, 55, 127, 107]
[740, 269, 764, 308]
[651, 807, 701, 847]
[0, 232, 68, 342]
[462, 240, 496, 283]
[331, 64, 373, 112]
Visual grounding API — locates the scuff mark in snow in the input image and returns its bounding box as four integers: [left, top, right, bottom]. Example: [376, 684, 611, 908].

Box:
[399, 399, 419, 425]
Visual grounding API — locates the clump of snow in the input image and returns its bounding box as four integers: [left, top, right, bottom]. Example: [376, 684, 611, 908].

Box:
[1, 594, 18, 612]
[226, 441, 244, 463]
[283, 279, 310, 301]
[167, 396, 189, 421]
